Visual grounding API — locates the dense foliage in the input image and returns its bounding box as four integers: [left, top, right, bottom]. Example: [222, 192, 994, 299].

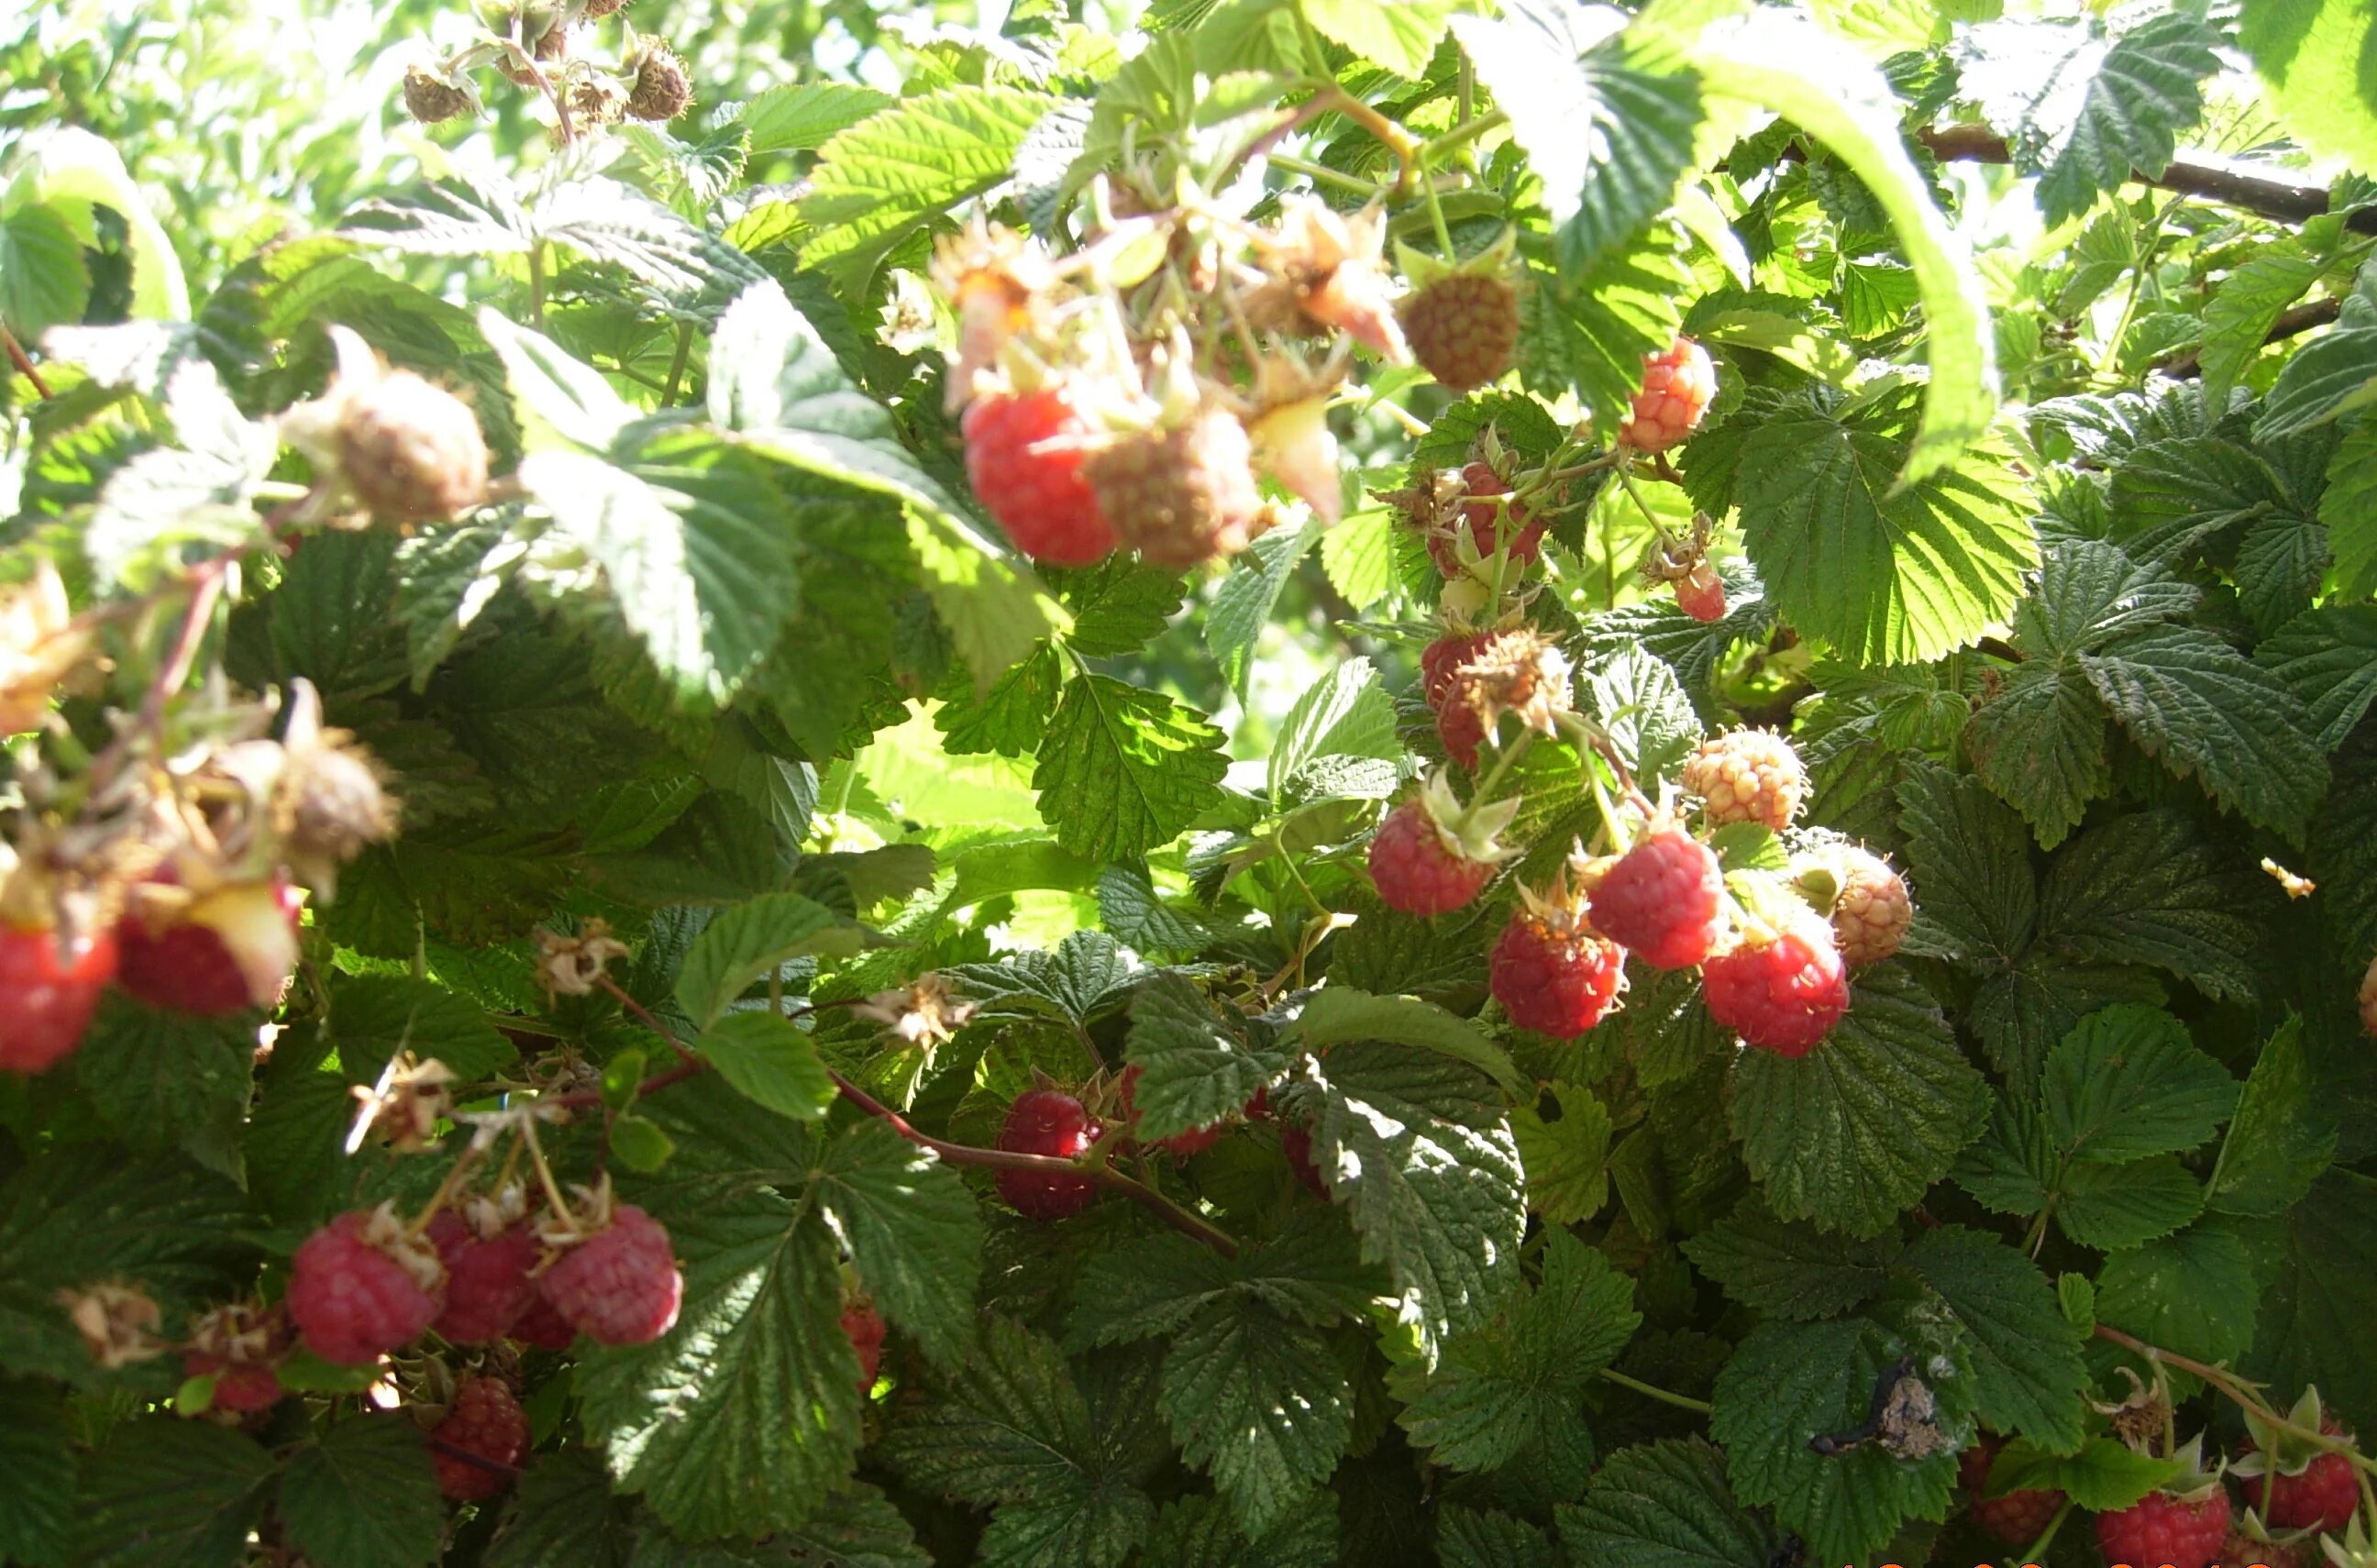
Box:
[3, 0, 2376, 1565]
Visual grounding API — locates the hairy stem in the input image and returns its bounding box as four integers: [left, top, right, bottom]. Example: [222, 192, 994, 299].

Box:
[2093, 1324, 2377, 1477]
[4, 325, 52, 400]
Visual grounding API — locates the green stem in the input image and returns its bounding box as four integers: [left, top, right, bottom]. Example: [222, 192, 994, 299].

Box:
[527, 242, 547, 328]
[662, 321, 694, 405]
[1465, 726, 1537, 812]
[1599, 1367, 1713, 1415]
[1263, 151, 1384, 198]
[1420, 108, 1509, 163]
[2021, 1498, 2073, 1563]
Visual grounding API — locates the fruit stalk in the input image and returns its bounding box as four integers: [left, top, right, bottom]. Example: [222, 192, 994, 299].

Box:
[2094, 1323, 2377, 1478]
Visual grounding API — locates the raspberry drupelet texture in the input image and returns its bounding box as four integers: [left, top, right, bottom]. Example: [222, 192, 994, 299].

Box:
[1087, 407, 1266, 569]
[0, 923, 116, 1074]
[1682, 729, 1806, 832]
[1368, 798, 1496, 916]
[2095, 1486, 2231, 1568]
[1116, 1064, 1224, 1158]
[1421, 632, 1491, 710]
[1588, 831, 1726, 970]
[431, 1375, 531, 1501]
[962, 386, 1117, 566]
[1490, 906, 1627, 1039]
[1830, 849, 1913, 966]
[1958, 1437, 2064, 1547]
[1279, 1121, 1328, 1198]
[427, 1213, 541, 1344]
[994, 1088, 1100, 1219]
[1399, 272, 1520, 392]
[2359, 951, 2377, 1038]
[539, 1205, 683, 1347]
[287, 1209, 445, 1366]
[1675, 561, 1726, 623]
[2246, 1420, 2359, 1532]
[1619, 337, 1717, 453]
[1700, 912, 1850, 1055]
[116, 877, 303, 1017]
[509, 1292, 577, 1351]
[186, 1353, 285, 1413]
[338, 370, 491, 523]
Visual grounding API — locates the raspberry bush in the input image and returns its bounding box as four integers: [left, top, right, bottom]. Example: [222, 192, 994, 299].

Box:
[2, 0, 2376, 1564]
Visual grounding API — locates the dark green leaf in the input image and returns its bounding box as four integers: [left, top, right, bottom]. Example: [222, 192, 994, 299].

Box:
[1032, 674, 1228, 863]
[1555, 1437, 1777, 1568]
[696, 1011, 837, 1121]
[277, 1418, 444, 1568]
[73, 1419, 275, 1568]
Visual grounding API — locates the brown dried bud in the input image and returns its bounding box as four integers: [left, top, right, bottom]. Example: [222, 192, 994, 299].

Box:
[534, 919, 630, 999]
[60, 1283, 166, 1368]
[402, 67, 474, 124]
[625, 45, 691, 122]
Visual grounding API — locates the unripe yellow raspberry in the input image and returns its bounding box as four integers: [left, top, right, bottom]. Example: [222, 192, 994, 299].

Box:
[1682, 728, 1806, 833]
[1830, 848, 1912, 967]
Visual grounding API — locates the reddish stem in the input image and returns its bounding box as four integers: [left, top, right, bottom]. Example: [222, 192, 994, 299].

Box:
[4, 326, 51, 400]
[828, 1068, 1241, 1256]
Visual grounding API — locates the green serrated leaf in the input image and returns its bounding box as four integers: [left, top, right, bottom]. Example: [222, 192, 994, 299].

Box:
[1728, 968, 1989, 1237]
[2207, 1015, 2339, 1218]
[742, 83, 894, 154]
[2081, 624, 2328, 841]
[695, 1011, 837, 1121]
[1731, 391, 2035, 665]
[329, 971, 517, 1086]
[1710, 1308, 1973, 1568]
[483, 1449, 638, 1568]
[1681, 1200, 1897, 1321]
[1309, 1043, 1526, 1364]
[1555, 1437, 1777, 1568]
[676, 893, 863, 1029]
[1284, 988, 1523, 1096]
[797, 86, 1057, 293]
[0, 1380, 74, 1567]
[277, 1418, 444, 1568]
[1123, 971, 1289, 1141]
[2034, 811, 2261, 1000]
[1510, 1082, 1613, 1224]
[1032, 674, 1228, 863]
[1899, 1225, 2087, 1451]
[813, 1121, 984, 1367]
[2040, 1004, 2236, 1164]
[2095, 1217, 2261, 1366]
[73, 1419, 275, 1568]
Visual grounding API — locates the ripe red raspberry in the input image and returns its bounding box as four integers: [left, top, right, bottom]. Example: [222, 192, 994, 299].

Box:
[1399, 272, 1520, 392]
[1829, 849, 1912, 967]
[1368, 798, 1496, 916]
[1958, 1438, 2064, 1547]
[2359, 952, 2377, 1039]
[1087, 407, 1265, 569]
[0, 923, 116, 1074]
[1424, 462, 1546, 578]
[540, 1205, 682, 1346]
[339, 370, 490, 523]
[842, 1299, 886, 1393]
[994, 1088, 1100, 1219]
[1675, 561, 1726, 623]
[1701, 913, 1849, 1056]
[116, 876, 302, 1017]
[1116, 1064, 1223, 1158]
[431, 1375, 530, 1501]
[1682, 729, 1806, 832]
[287, 1209, 446, 1366]
[1490, 903, 1626, 1039]
[2095, 1485, 2232, 1568]
[509, 1292, 576, 1351]
[1619, 337, 1717, 453]
[2245, 1421, 2359, 1532]
[183, 1302, 287, 1413]
[962, 386, 1116, 566]
[1588, 831, 1726, 970]
[1421, 631, 1490, 709]
[427, 1213, 540, 1344]
[1278, 1121, 1328, 1198]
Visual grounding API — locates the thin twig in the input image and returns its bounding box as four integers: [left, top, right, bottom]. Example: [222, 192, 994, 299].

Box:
[1600, 1366, 1713, 1414]
[4, 325, 52, 400]
[2093, 1324, 2377, 1478]
[594, 975, 700, 1066]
